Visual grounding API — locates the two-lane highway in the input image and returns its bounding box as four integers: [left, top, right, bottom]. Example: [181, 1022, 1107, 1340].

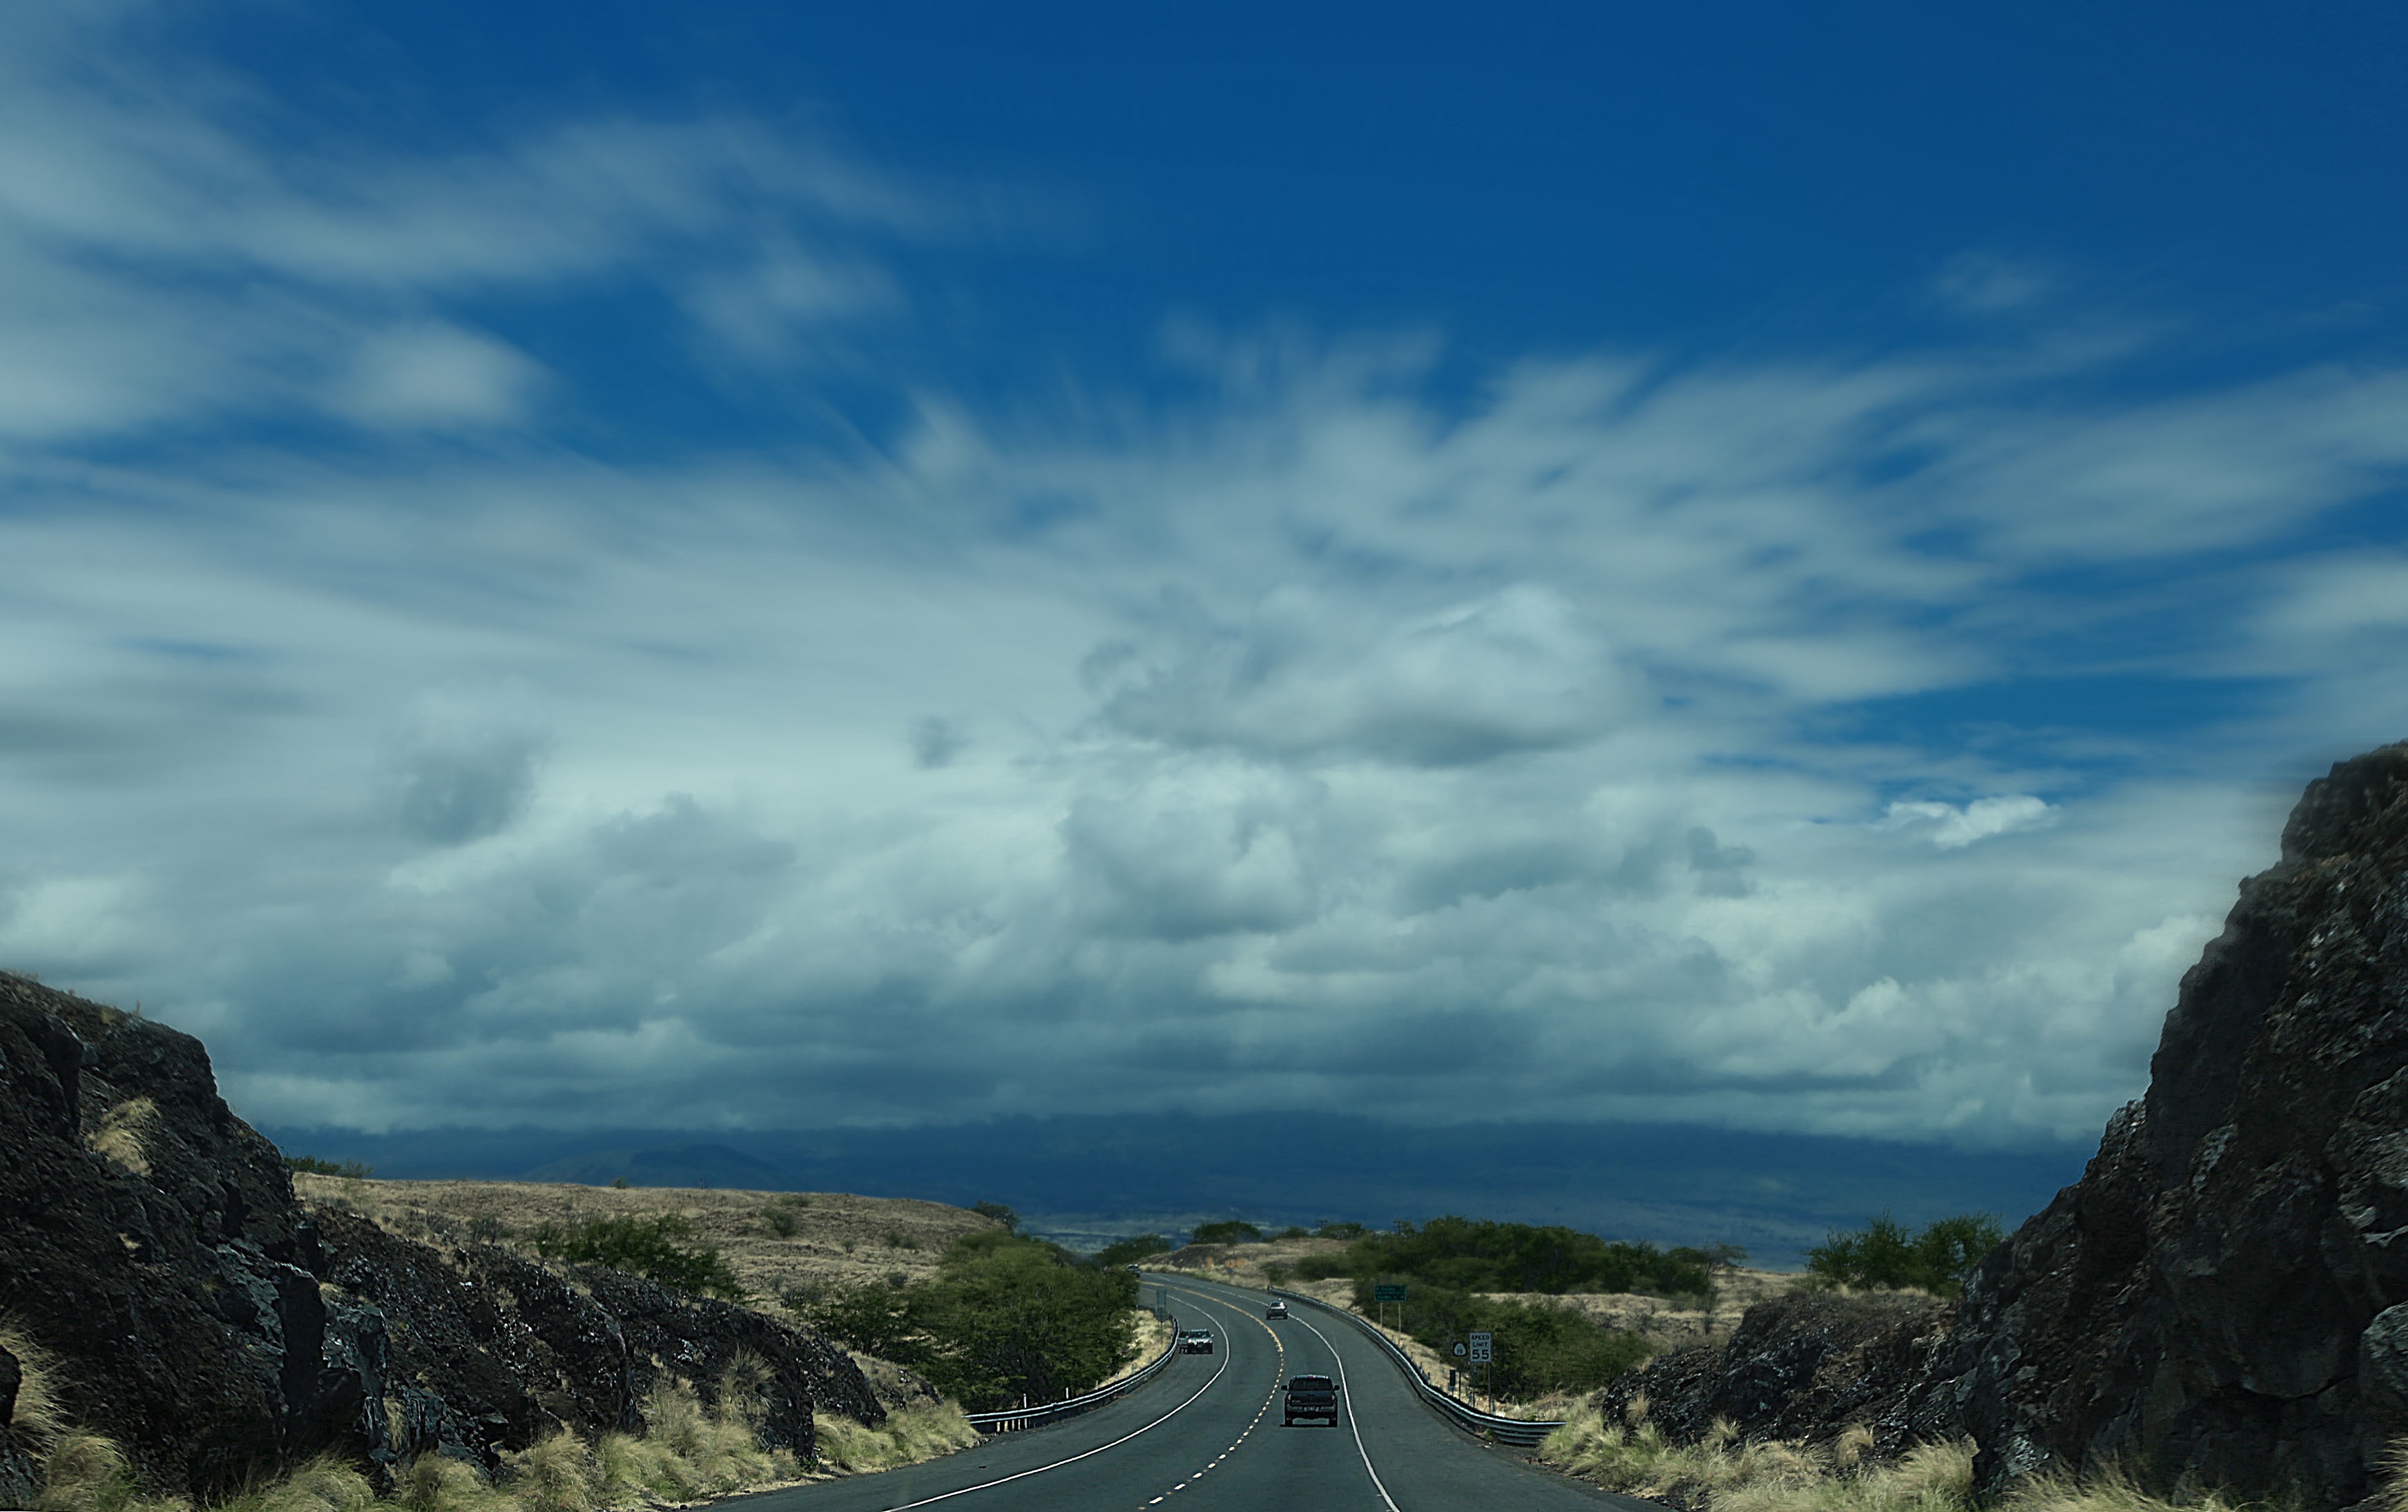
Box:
[746, 1275, 1643, 1511]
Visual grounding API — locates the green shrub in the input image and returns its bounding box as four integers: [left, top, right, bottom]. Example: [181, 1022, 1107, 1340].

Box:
[1354, 1277, 1651, 1398]
[285, 1156, 374, 1179]
[1306, 1216, 1713, 1298]
[788, 1230, 1139, 1411]
[530, 1216, 747, 1301]
[1316, 1221, 1369, 1239]
[970, 1201, 1018, 1232]
[1093, 1234, 1174, 1268]
[1189, 1220, 1262, 1245]
[1804, 1212, 2003, 1299]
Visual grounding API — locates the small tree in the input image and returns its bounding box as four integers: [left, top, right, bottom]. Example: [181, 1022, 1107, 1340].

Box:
[1095, 1233, 1174, 1268]
[1191, 1220, 1264, 1246]
[532, 1215, 748, 1300]
[1805, 1212, 2003, 1298]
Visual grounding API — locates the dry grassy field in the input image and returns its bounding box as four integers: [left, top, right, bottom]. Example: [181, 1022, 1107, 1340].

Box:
[292, 1173, 1002, 1317]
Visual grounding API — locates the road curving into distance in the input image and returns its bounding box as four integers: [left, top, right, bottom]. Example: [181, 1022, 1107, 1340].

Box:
[745, 1272, 1645, 1511]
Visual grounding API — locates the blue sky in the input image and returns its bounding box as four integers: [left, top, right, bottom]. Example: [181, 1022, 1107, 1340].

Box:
[2, 1, 2404, 1150]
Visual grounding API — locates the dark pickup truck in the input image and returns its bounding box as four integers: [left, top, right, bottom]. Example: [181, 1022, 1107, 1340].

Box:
[1283, 1374, 1340, 1426]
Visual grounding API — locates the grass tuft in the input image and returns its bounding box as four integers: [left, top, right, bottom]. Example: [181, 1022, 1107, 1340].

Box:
[810, 1404, 978, 1474]
[393, 1456, 512, 1512]
[214, 1457, 375, 1512]
[1543, 1405, 1967, 1512]
[88, 1100, 157, 1176]
[4, 1321, 68, 1447]
[32, 1431, 186, 1512]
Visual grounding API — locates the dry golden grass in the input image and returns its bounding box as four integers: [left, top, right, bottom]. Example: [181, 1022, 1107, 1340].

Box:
[809, 1405, 979, 1475]
[1543, 1402, 2331, 1512]
[290, 1174, 999, 1318]
[1544, 1406, 1972, 1512]
[27, 1377, 853, 1512]
[32, 1433, 189, 1512]
[86, 1099, 157, 1176]
[3, 1320, 68, 1448]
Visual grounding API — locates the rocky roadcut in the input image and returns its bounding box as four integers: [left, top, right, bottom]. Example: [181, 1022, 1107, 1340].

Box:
[0, 974, 883, 1503]
[1595, 742, 2408, 1509]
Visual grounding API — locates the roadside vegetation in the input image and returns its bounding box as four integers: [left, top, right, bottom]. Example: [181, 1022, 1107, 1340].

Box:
[528, 1215, 749, 1301]
[13, 1330, 952, 1512]
[1543, 1397, 2307, 1512]
[1803, 1214, 2003, 1299]
[784, 1230, 1141, 1410]
[284, 1156, 374, 1179]
[1188, 1220, 1262, 1245]
[1349, 1276, 1655, 1397]
[1293, 1215, 1719, 1297]
[1094, 1233, 1174, 1268]
[1278, 1217, 1706, 1397]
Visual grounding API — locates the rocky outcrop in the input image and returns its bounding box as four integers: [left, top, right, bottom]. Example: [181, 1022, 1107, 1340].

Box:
[1588, 742, 2408, 1510]
[1599, 1292, 1960, 1456]
[0, 972, 879, 1498]
[1947, 743, 2408, 1506]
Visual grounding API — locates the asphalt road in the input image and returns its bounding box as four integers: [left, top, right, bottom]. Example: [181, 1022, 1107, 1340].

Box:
[742, 1274, 1644, 1512]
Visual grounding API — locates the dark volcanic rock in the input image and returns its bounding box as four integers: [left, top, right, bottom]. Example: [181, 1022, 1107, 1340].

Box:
[0, 971, 879, 1498]
[1599, 1291, 1960, 1455]
[1949, 742, 2408, 1506]
[1587, 744, 2408, 1512]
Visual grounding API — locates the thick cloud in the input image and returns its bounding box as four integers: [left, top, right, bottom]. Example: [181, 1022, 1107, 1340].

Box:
[0, 9, 2400, 1150]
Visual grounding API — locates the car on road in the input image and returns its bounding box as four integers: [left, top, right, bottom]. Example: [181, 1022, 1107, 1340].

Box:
[1178, 1328, 1215, 1354]
[1283, 1374, 1340, 1426]
[1264, 1300, 1288, 1319]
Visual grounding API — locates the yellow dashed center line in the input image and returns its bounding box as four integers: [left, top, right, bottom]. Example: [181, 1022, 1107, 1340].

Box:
[1141, 1284, 1288, 1508]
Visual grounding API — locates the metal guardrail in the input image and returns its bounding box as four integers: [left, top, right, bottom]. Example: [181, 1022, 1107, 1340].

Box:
[1269, 1286, 1566, 1448]
[961, 1309, 1180, 1433]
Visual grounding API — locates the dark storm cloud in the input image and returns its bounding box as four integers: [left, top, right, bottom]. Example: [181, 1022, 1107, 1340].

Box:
[394, 732, 545, 844]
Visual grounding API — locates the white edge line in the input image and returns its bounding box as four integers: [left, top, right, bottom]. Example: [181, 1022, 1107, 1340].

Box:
[874, 1337, 1231, 1511]
[1207, 1284, 1399, 1512]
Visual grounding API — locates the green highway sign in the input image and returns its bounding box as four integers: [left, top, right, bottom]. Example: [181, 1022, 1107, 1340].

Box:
[1373, 1283, 1407, 1302]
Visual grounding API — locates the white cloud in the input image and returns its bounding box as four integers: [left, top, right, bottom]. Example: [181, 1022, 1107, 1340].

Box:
[0, 8, 2387, 1151]
[336, 324, 543, 430]
[1882, 795, 2058, 849]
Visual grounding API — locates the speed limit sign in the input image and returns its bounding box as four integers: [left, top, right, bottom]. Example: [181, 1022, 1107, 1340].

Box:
[1467, 1330, 1492, 1364]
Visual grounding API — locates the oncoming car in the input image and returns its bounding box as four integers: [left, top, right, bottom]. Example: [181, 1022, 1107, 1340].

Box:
[1178, 1328, 1216, 1355]
[1264, 1300, 1288, 1319]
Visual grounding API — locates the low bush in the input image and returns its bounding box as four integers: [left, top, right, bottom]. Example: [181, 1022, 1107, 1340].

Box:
[787, 1230, 1139, 1411]
[284, 1156, 373, 1179]
[1307, 1215, 1714, 1299]
[1354, 1277, 1652, 1399]
[1804, 1214, 2003, 1299]
[1093, 1234, 1173, 1268]
[1188, 1221, 1262, 1246]
[528, 1216, 746, 1301]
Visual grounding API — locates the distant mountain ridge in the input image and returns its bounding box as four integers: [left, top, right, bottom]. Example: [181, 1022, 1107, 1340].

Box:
[260, 1112, 2089, 1268]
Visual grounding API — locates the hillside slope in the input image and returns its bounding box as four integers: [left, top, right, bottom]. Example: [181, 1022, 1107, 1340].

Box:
[0, 972, 880, 1500]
